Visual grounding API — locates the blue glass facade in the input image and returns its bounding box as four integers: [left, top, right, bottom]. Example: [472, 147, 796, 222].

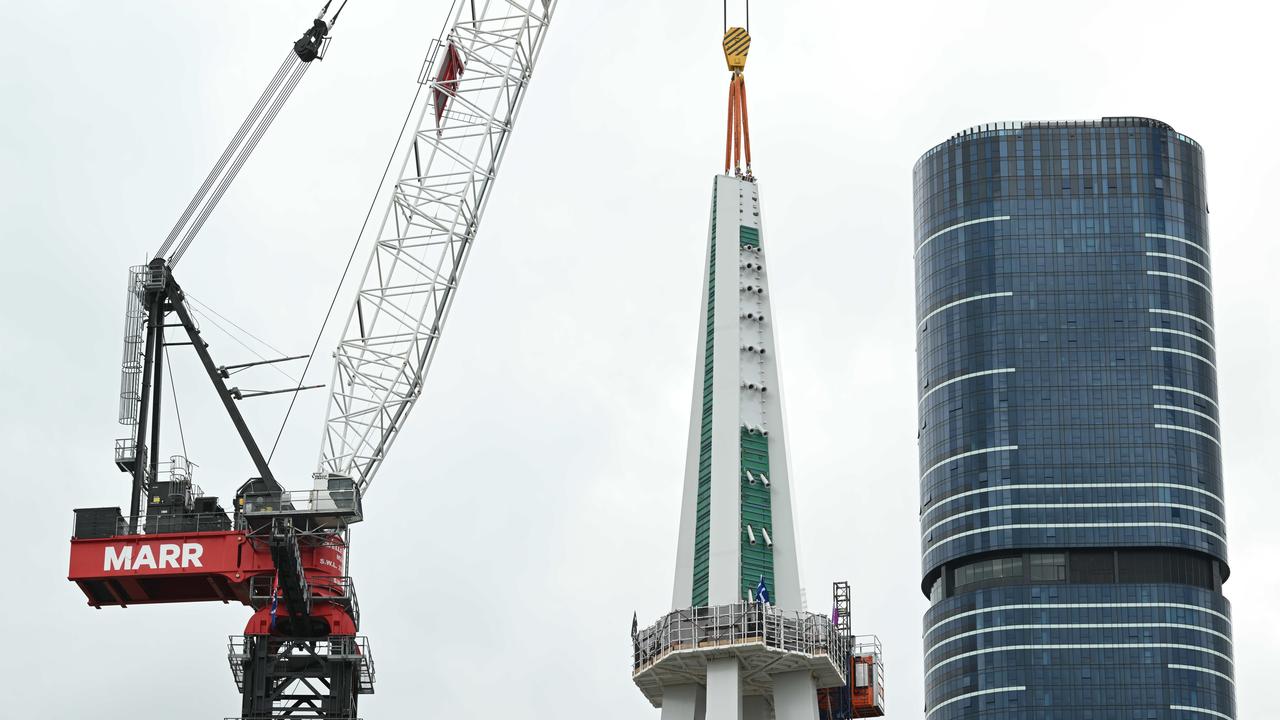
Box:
[914, 118, 1234, 719]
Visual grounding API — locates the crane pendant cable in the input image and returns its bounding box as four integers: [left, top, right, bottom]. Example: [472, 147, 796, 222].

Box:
[154, 2, 345, 267]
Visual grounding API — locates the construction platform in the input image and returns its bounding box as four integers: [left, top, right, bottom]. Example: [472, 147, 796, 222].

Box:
[632, 602, 848, 707]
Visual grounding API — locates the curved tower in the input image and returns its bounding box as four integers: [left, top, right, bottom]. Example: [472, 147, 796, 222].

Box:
[914, 117, 1235, 719]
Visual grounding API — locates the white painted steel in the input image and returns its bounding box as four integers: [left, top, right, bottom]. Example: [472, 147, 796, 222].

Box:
[671, 176, 802, 609]
[708, 178, 745, 605]
[773, 670, 820, 720]
[316, 0, 558, 494]
[656, 176, 822, 716]
[660, 685, 704, 720]
[706, 658, 742, 720]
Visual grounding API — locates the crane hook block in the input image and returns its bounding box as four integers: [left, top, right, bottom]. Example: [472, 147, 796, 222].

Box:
[723, 27, 750, 72]
[294, 18, 331, 63]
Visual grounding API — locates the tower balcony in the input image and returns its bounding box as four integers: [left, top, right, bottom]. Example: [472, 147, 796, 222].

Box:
[632, 602, 847, 707]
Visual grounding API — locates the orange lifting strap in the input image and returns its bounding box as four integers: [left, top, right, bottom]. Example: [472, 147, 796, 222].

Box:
[725, 73, 753, 176]
[722, 27, 753, 177]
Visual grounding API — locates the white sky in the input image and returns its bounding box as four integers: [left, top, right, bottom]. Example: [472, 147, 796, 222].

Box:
[1, 1, 1276, 717]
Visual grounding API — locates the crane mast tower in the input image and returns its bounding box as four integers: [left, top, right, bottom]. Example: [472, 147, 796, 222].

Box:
[68, 2, 557, 718]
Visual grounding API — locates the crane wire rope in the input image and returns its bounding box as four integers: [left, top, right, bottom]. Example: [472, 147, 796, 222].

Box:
[166, 352, 190, 460]
[153, 50, 297, 261]
[187, 294, 295, 362]
[266, 75, 431, 464]
[159, 0, 352, 266]
[724, 0, 749, 33]
[189, 305, 299, 384]
[169, 61, 311, 265]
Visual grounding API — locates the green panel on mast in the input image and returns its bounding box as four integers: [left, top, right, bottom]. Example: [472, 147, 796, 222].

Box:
[691, 183, 717, 607]
[739, 424, 774, 602]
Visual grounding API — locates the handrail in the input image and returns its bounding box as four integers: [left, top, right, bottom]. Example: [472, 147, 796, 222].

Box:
[632, 602, 848, 682]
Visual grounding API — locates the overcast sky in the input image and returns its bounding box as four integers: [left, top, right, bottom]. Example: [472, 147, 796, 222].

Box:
[2, 1, 1276, 717]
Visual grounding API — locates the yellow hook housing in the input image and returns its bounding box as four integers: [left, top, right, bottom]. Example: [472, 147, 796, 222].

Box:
[723, 27, 750, 72]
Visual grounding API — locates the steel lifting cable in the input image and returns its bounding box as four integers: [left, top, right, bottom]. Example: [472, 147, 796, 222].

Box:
[189, 305, 300, 384]
[724, 0, 749, 33]
[160, 0, 346, 266]
[187, 294, 294, 360]
[166, 352, 190, 460]
[169, 60, 311, 265]
[153, 51, 298, 261]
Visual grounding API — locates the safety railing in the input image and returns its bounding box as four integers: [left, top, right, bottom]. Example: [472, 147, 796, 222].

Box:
[113, 438, 138, 468]
[632, 602, 847, 682]
[240, 482, 362, 524]
[227, 635, 375, 694]
[854, 635, 882, 660]
[248, 574, 361, 629]
[72, 508, 237, 539]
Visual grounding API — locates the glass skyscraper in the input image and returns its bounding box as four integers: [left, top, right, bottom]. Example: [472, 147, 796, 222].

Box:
[913, 117, 1234, 719]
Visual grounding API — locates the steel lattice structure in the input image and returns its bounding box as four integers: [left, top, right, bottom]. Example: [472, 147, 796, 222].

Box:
[69, 3, 560, 718]
[317, 0, 556, 494]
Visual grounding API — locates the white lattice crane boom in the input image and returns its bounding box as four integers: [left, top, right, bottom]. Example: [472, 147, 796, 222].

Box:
[316, 0, 556, 494]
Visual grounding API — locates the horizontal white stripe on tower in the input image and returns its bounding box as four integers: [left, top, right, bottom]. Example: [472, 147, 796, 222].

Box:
[919, 368, 1015, 404]
[916, 216, 1011, 254]
[921, 445, 1018, 480]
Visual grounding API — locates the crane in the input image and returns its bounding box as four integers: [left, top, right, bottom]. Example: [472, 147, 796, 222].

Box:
[67, 2, 558, 718]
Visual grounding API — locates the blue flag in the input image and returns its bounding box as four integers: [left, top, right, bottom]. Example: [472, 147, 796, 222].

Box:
[269, 574, 280, 631]
[754, 575, 770, 604]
